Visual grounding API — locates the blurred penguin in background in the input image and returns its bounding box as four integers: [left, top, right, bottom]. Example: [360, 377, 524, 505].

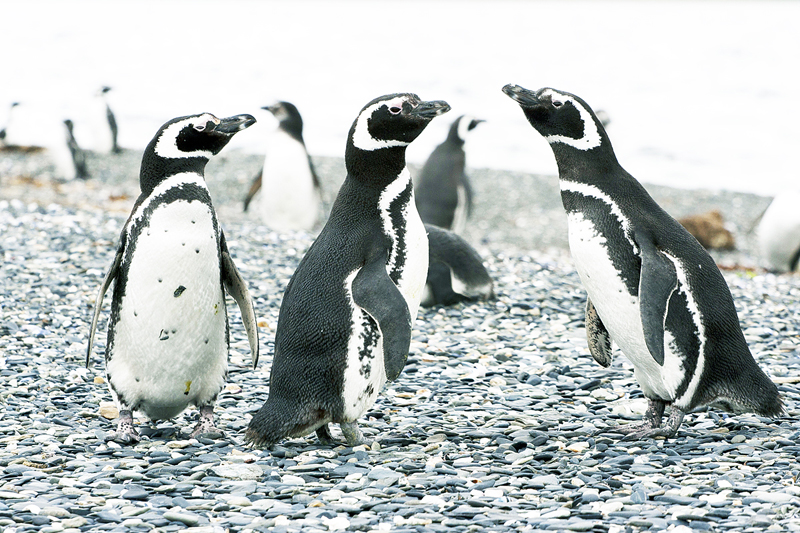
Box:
[89, 86, 121, 153]
[757, 191, 800, 272]
[415, 115, 483, 235]
[243, 101, 322, 232]
[63, 119, 90, 180]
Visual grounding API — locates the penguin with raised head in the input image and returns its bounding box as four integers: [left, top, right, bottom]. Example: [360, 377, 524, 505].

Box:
[757, 190, 800, 272]
[243, 101, 322, 232]
[86, 112, 260, 444]
[503, 84, 783, 439]
[415, 115, 483, 234]
[421, 223, 494, 307]
[63, 119, 90, 180]
[245, 93, 450, 447]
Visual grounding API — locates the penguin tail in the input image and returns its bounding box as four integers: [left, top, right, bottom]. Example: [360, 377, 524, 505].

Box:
[245, 396, 329, 448]
[711, 366, 785, 419]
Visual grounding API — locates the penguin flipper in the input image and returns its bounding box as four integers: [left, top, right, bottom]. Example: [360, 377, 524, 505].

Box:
[308, 155, 322, 190]
[352, 249, 412, 382]
[585, 298, 612, 367]
[243, 170, 263, 212]
[220, 233, 260, 369]
[635, 229, 678, 367]
[86, 246, 123, 368]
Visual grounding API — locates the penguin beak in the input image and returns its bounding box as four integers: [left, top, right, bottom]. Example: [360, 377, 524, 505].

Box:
[410, 100, 451, 119]
[502, 84, 541, 107]
[215, 114, 257, 134]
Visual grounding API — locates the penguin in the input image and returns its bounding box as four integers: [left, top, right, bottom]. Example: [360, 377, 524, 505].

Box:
[414, 115, 483, 234]
[245, 93, 450, 447]
[756, 190, 800, 272]
[243, 101, 322, 232]
[421, 223, 494, 307]
[503, 84, 783, 439]
[63, 119, 90, 180]
[89, 86, 121, 154]
[86, 112, 260, 444]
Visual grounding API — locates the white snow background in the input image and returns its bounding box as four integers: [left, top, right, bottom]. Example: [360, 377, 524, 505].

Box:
[1, 0, 798, 194]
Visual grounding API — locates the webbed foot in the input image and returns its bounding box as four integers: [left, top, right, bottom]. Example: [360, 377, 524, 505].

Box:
[107, 410, 140, 444]
[191, 405, 223, 439]
[341, 421, 370, 446]
[315, 424, 335, 445]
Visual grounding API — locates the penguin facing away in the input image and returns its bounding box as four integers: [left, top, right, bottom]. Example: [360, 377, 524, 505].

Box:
[421, 223, 494, 307]
[503, 84, 783, 439]
[86, 112, 260, 444]
[243, 101, 322, 232]
[63, 119, 90, 180]
[245, 93, 450, 448]
[757, 190, 800, 272]
[415, 115, 483, 234]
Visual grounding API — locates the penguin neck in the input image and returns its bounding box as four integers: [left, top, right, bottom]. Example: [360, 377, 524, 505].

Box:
[550, 138, 622, 185]
[446, 125, 465, 146]
[345, 142, 409, 191]
[280, 121, 304, 145]
[139, 152, 209, 196]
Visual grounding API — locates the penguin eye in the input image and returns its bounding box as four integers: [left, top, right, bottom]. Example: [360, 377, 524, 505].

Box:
[552, 100, 564, 108]
[388, 106, 402, 115]
[193, 122, 206, 132]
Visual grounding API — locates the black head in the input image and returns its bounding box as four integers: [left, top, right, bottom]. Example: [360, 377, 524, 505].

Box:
[140, 112, 256, 193]
[63, 119, 75, 133]
[150, 112, 256, 160]
[263, 101, 304, 140]
[503, 84, 608, 152]
[449, 115, 485, 143]
[349, 93, 450, 152]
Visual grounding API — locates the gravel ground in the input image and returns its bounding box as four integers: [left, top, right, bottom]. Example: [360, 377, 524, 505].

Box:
[1, 148, 799, 533]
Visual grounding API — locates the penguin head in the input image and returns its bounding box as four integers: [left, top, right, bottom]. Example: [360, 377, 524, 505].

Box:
[350, 93, 451, 152]
[151, 112, 256, 161]
[264, 101, 304, 139]
[451, 115, 485, 144]
[503, 84, 606, 151]
[140, 113, 256, 193]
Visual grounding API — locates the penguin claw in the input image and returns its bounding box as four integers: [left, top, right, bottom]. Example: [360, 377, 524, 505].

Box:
[191, 406, 222, 439]
[107, 410, 141, 445]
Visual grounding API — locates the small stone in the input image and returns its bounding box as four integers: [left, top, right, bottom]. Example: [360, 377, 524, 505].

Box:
[211, 463, 263, 480]
[99, 402, 119, 419]
[94, 376, 105, 384]
[163, 511, 200, 526]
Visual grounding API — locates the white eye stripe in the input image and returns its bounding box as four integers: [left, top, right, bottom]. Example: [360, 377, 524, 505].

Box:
[351, 96, 412, 151]
[540, 90, 602, 151]
[153, 114, 219, 159]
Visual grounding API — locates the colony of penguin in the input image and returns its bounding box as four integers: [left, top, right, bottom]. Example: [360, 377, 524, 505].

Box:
[0, 86, 122, 181]
[6, 79, 793, 447]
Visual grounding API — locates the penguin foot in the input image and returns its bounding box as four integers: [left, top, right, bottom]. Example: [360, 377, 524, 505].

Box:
[620, 407, 686, 441]
[190, 406, 223, 439]
[107, 410, 140, 445]
[315, 424, 335, 445]
[615, 398, 667, 440]
[341, 421, 370, 447]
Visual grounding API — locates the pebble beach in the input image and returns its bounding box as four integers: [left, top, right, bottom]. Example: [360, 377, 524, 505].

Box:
[1, 148, 799, 533]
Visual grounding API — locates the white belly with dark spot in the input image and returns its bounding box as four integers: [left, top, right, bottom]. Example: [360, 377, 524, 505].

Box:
[567, 212, 685, 401]
[257, 132, 319, 231]
[108, 200, 227, 420]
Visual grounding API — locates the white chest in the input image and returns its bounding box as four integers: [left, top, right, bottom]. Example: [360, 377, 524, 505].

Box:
[379, 168, 429, 322]
[257, 131, 319, 231]
[567, 211, 685, 401]
[108, 199, 228, 420]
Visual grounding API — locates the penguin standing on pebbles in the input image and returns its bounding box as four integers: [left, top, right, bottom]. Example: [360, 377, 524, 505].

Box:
[86, 112, 260, 444]
[415, 115, 483, 234]
[243, 101, 322, 231]
[246, 93, 450, 447]
[503, 84, 783, 439]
